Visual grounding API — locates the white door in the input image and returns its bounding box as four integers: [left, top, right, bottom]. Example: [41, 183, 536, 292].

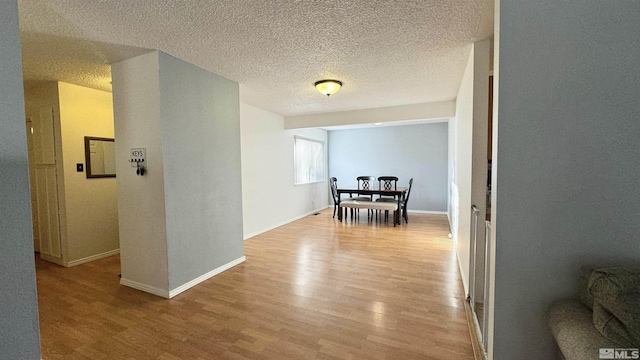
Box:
[32, 107, 63, 264]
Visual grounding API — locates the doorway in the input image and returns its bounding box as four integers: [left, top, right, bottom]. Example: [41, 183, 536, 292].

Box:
[468, 74, 494, 354]
[26, 107, 64, 265]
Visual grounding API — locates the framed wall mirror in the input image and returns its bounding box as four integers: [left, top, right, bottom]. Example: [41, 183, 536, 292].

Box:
[84, 136, 116, 178]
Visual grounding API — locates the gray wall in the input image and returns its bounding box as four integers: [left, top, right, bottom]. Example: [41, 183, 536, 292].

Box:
[494, 1, 640, 359]
[158, 53, 244, 291]
[328, 123, 448, 212]
[113, 51, 244, 297]
[0, 0, 42, 358]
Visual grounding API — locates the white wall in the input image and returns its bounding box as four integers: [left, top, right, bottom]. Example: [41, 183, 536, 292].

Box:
[0, 0, 41, 357]
[470, 41, 490, 299]
[453, 46, 474, 294]
[327, 123, 449, 212]
[492, 1, 640, 359]
[112, 51, 169, 293]
[241, 103, 329, 239]
[447, 119, 455, 224]
[57, 82, 119, 264]
[453, 41, 490, 297]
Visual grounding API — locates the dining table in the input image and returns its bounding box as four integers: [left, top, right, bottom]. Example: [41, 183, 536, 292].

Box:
[336, 186, 408, 225]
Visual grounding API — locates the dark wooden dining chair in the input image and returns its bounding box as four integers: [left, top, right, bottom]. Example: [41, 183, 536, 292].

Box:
[401, 178, 414, 223]
[373, 176, 398, 222]
[376, 176, 398, 203]
[354, 176, 375, 201]
[329, 177, 340, 218]
[331, 177, 358, 220]
[352, 176, 374, 219]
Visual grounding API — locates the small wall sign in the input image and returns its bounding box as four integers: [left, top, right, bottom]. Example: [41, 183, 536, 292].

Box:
[130, 148, 146, 167]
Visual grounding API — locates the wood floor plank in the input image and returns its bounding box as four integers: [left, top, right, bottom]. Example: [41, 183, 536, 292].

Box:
[36, 210, 474, 359]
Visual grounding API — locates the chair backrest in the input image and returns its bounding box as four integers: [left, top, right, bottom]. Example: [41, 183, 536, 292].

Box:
[356, 176, 375, 190]
[378, 176, 398, 191]
[329, 177, 339, 203]
[404, 178, 414, 205]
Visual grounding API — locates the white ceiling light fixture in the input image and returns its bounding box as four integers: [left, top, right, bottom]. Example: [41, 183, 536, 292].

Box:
[315, 79, 343, 97]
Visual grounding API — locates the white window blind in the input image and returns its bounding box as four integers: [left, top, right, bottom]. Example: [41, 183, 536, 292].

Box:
[294, 136, 325, 185]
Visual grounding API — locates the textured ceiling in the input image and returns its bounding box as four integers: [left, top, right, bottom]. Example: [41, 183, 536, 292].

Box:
[18, 0, 493, 117]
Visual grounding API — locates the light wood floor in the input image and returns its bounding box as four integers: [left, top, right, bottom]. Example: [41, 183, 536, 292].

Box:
[36, 210, 474, 360]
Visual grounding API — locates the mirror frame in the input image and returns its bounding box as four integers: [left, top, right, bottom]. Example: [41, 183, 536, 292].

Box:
[84, 136, 116, 178]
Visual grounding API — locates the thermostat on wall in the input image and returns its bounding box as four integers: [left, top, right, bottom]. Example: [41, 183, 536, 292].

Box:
[130, 148, 146, 167]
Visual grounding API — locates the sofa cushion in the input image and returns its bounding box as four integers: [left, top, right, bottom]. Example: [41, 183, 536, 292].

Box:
[593, 301, 638, 348]
[589, 267, 640, 297]
[589, 267, 640, 347]
[577, 266, 596, 310]
[548, 300, 619, 360]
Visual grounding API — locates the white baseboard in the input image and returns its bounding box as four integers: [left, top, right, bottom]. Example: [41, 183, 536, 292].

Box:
[40, 253, 64, 266]
[243, 206, 331, 240]
[407, 210, 448, 215]
[168, 256, 246, 298]
[65, 249, 120, 267]
[120, 278, 170, 298]
[456, 247, 470, 298]
[120, 256, 247, 299]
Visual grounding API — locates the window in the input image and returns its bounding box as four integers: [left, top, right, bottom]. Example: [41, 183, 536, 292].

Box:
[294, 136, 325, 185]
